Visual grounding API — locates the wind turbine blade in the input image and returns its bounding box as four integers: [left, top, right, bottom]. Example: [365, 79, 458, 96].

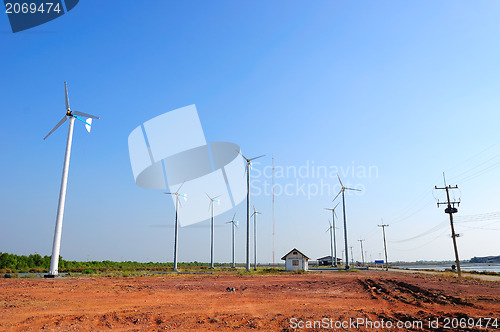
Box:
[43, 116, 67, 140]
[213, 195, 221, 200]
[337, 174, 345, 188]
[345, 187, 362, 192]
[85, 118, 92, 133]
[164, 192, 174, 195]
[332, 190, 342, 203]
[64, 82, 70, 110]
[232, 212, 237, 221]
[205, 192, 211, 200]
[236, 149, 247, 161]
[326, 228, 331, 233]
[73, 115, 89, 125]
[71, 111, 100, 120]
[334, 202, 340, 210]
[249, 155, 265, 161]
[176, 182, 185, 193]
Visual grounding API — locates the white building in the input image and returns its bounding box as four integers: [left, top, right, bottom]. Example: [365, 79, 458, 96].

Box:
[281, 248, 310, 271]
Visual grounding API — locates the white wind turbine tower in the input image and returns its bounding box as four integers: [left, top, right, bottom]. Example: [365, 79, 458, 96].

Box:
[225, 212, 239, 268]
[325, 219, 336, 268]
[324, 202, 340, 267]
[237, 151, 265, 271]
[251, 206, 261, 271]
[206, 193, 220, 269]
[165, 184, 187, 272]
[44, 82, 100, 278]
[332, 174, 361, 270]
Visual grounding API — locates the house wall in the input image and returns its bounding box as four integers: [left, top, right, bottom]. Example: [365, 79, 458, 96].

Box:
[284, 252, 308, 271]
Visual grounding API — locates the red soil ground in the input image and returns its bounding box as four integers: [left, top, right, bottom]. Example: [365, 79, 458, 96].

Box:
[1, 270, 499, 331]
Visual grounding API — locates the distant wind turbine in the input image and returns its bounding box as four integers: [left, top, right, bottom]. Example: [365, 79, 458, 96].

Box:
[165, 183, 187, 272]
[226, 212, 239, 268]
[324, 202, 340, 267]
[237, 151, 265, 271]
[332, 174, 361, 270]
[206, 193, 220, 269]
[251, 206, 261, 271]
[44, 82, 100, 277]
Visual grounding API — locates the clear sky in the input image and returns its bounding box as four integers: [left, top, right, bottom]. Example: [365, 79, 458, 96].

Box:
[1, 1, 500, 264]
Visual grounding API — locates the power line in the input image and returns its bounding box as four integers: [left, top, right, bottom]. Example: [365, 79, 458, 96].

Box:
[388, 221, 448, 243]
[390, 229, 449, 252]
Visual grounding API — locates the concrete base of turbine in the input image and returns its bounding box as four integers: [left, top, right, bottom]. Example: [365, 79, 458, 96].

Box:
[44, 274, 58, 278]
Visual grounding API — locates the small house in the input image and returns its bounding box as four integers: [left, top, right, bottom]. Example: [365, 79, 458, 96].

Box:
[317, 255, 342, 266]
[281, 248, 310, 271]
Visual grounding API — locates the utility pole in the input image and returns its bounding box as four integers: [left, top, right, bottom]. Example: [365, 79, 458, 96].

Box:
[435, 173, 461, 277]
[358, 239, 365, 265]
[378, 223, 389, 271]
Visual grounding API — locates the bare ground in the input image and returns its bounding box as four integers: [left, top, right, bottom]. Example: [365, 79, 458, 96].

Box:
[1, 270, 499, 331]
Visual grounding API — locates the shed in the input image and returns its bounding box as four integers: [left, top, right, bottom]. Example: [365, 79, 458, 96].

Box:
[317, 255, 342, 266]
[281, 248, 310, 271]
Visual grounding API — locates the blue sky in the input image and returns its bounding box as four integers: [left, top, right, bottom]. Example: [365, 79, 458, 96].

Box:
[1, 1, 500, 264]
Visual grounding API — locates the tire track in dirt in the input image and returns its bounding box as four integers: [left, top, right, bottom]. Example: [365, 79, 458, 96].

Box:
[358, 278, 472, 307]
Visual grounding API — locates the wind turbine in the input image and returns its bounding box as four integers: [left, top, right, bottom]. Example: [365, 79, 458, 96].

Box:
[226, 212, 239, 268]
[251, 206, 261, 271]
[206, 193, 220, 269]
[332, 174, 361, 270]
[237, 151, 265, 271]
[324, 202, 340, 267]
[44, 82, 100, 277]
[165, 184, 187, 272]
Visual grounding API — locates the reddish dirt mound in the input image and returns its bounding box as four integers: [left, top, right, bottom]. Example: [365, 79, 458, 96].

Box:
[1, 271, 499, 331]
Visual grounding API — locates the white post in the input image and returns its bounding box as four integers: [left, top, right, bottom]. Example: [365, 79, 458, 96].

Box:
[254, 212, 257, 271]
[232, 222, 235, 268]
[48, 116, 74, 276]
[329, 226, 334, 267]
[246, 163, 250, 271]
[342, 190, 349, 270]
[173, 195, 179, 271]
[210, 202, 214, 269]
[332, 210, 337, 267]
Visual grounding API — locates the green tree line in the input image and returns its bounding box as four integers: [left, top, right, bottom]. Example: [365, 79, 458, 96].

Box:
[0, 252, 219, 272]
